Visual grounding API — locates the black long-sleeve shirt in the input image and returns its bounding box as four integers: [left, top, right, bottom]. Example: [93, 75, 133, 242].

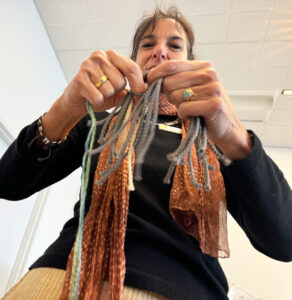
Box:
[1, 113, 292, 300]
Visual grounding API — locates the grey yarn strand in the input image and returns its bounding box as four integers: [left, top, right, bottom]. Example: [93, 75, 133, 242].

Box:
[87, 78, 230, 190]
[133, 79, 162, 180]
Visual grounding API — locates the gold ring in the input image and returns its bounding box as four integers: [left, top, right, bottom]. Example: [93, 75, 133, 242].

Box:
[95, 75, 108, 88]
[182, 88, 197, 101]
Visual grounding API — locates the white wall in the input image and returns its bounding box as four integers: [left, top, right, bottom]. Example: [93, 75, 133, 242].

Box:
[220, 147, 292, 300]
[0, 1, 66, 133]
[0, 0, 79, 297]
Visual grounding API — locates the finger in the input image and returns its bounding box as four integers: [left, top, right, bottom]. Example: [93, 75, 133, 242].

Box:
[98, 88, 128, 112]
[80, 57, 116, 103]
[177, 97, 223, 121]
[90, 50, 127, 93]
[168, 82, 222, 106]
[162, 70, 219, 94]
[76, 72, 106, 110]
[147, 60, 213, 84]
[106, 49, 147, 94]
[91, 73, 115, 99]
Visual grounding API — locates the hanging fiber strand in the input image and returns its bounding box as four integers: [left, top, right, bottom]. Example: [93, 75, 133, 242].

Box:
[61, 77, 230, 300]
[68, 101, 97, 300]
[88, 78, 230, 188]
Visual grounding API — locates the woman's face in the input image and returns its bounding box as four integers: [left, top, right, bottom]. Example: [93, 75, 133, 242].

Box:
[135, 18, 188, 73]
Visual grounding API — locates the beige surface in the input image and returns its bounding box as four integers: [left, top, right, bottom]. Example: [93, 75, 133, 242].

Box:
[2, 267, 169, 300]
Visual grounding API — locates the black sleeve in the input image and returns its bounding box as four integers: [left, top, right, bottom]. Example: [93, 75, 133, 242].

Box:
[221, 132, 292, 262]
[0, 112, 107, 200]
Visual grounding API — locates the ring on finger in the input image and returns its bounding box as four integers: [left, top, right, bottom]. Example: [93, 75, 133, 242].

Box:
[182, 87, 197, 101]
[95, 75, 108, 89]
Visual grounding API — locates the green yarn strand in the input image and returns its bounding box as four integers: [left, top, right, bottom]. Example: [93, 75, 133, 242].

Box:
[69, 101, 97, 300]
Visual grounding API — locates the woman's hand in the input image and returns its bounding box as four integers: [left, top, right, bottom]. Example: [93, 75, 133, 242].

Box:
[41, 50, 146, 141]
[60, 50, 146, 117]
[146, 60, 252, 161]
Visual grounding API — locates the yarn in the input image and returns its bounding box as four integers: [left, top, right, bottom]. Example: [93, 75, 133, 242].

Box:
[68, 101, 97, 300]
[68, 77, 230, 298]
[88, 78, 230, 188]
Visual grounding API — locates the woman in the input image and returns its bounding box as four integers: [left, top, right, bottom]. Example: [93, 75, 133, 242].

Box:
[1, 6, 292, 300]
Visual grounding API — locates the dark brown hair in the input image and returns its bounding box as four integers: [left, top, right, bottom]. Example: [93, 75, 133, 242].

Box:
[130, 6, 195, 61]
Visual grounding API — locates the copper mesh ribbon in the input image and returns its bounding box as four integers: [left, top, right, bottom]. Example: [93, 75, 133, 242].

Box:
[157, 94, 178, 115]
[170, 122, 229, 258]
[60, 120, 229, 300]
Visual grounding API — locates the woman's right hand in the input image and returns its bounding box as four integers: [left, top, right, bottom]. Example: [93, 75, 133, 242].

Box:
[41, 50, 146, 141]
[60, 49, 146, 117]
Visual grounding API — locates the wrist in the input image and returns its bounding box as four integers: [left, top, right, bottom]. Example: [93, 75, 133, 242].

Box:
[35, 113, 68, 150]
[41, 96, 85, 141]
[217, 130, 252, 161]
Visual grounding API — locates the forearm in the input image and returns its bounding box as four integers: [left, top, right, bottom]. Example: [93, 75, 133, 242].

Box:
[0, 115, 87, 200]
[0, 120, 53, 199]
[41, 96, 86, 142]
[222, 133, 292, 261]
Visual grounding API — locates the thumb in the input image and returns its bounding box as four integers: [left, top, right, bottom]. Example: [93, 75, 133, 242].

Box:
[106, 50, 147, 95]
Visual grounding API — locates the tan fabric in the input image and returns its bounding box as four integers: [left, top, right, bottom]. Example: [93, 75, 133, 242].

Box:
[2, 268, 65, 300]
[2, 268, 169, 300]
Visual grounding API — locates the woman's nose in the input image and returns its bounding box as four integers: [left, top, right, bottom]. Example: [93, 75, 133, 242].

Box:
[152, 44, 167, 60]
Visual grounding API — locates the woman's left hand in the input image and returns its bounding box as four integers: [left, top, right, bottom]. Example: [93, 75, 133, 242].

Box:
[146, 60, 252, 161]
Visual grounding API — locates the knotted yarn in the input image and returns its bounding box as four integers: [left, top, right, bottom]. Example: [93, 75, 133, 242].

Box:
[60, 78, 230, 300]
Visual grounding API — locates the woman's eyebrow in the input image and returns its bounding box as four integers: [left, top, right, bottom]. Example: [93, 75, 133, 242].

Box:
[141, 34, 155, 41]
[141, 35, 184, 42]
[168, 36, 184, 43]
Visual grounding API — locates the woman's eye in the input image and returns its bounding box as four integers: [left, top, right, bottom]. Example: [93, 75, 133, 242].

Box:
[170, 44, 182, 50]
[142, 43, 153, 48]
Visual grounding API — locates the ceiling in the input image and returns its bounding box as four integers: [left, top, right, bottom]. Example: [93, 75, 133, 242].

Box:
[33, 0, 292, 148]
